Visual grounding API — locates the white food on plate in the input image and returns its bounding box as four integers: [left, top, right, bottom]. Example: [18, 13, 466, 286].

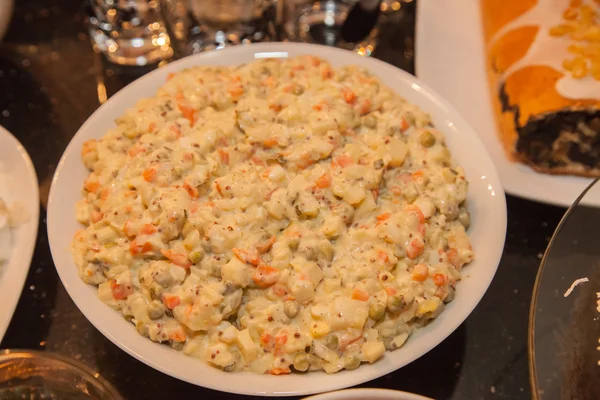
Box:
[71, 55, 474, 375]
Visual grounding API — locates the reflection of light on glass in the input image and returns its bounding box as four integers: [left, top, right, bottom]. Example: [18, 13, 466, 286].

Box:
[97, 82, 107, 104]
[448, 122, 454, 127]
[156, 36, 166, 46]
[107, 9, 116, 17]
[131, 38, 143, 48]
[392, 2, 401, 10]
[380, 2, 388, 11]
[136, 56, 147, 65]
[254, 52, 289, 59]
[324, 10, 335, 26]
[481, 175, 486, 179]
[150, 22, 160, 30]
[108, 44, 117, 53]
[411, 83, 421, 91]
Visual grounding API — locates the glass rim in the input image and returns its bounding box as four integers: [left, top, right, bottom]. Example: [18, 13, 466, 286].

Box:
[527, 176, 600, 400]
[0, 349, 124, 400]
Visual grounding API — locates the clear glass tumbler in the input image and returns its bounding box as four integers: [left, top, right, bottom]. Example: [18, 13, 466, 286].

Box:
[162, 0, 276, 54]
[87, 0, 174, 66]
[0, 350, 123, 400]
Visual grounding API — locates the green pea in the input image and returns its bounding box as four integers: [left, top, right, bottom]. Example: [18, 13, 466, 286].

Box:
[188, 250, 204, 264]
[293, 85, 305, 96]
[288, 237, 300, 251]
[387, 295, 407, 313]
[345, 356, 361, 370]
[325, 335, 339, 349]
[419, 130, 436, 148]
[369, 303, 386, 321]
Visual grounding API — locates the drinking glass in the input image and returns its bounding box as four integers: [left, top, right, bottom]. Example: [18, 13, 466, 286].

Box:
[284, 0, 379, 55]
[162, 0, 276, 55]
[87, 0, 174, 66]
[0, 350, 123, 400]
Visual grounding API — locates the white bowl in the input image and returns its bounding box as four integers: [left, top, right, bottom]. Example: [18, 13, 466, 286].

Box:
[47, 42, 507, 397]
[303, 388, 433, 400]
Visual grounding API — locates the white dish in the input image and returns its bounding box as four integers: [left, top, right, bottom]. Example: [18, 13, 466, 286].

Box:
[303, 388, 433, 400]
[47, 42, 506, 396]
[415, 0, 594, 208]
[0, 125, 40, 342]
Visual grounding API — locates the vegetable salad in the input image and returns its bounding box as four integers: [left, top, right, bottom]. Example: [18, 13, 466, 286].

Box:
[72, 55, 474, 375]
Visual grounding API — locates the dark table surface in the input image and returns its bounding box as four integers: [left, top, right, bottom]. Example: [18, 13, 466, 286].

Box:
[0, 0, 571, 399]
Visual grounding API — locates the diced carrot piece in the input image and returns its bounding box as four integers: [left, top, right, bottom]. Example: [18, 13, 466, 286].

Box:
[309, 56, 321, 67]
[256, 236, 276, 254]
[162, 294, 181, 309]
[357, 99, 371, 115]
[85, 179, 100, 193]
[81, 139, 97, 156]
[351, 289, 370, 301]
[253, 264, 279, 288]
[315, 173, 331, 188]
[269, 103, 282, 113]
[411, 264, 429, 281]
[215, 181, 223, 196]
[183, 182, 199, 198]
[218, 148, 229, 165]
[100, 188, 110, 201]
[400, 117, 409, 132]
[377, 250, 390, 264]
[262, 76, 276, 87]
[263, 137, 279, 148]
[232, 248, 260, 266]
[140, 224, 157, 235]
[260, 332, 273, 345]
[251, 155, 266, 166]
[385, 287, 397, 295]
[407, 238, 424, 259]
[376, 213, 391, 221]
[275, 332, 288, 346]
[332, 155, 354, 168]
[178, 103, 196, 126]
[91, 210, 104, 223]
[111, 280, 133, 300]
[167, 72, 176, 80]
[143, 167, 157, 182]
[147, 122, 156, 133]
[447, 248, 464, 270]
[127, 145, 146, 157]
[230, 74, 241, 83]
[433, 273, 447, 286]
[268, 367, 291, 375]
[169, 329, 187, 342]
[228, 84, 244, 98]
[161, 249, 192, 268]
[296, 155, 315, 169]
[341, 87, 357, 104]
[321, 66, 333, 79]
[405, 205, 425, 223]
[271, 285, 287, 297]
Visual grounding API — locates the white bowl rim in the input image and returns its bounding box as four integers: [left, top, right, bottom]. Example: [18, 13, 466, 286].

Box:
[47, 42, 507, 397]
[302, 388, 434, 400]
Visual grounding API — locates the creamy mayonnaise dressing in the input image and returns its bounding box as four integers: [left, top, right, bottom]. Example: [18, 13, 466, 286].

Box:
[72, 56, 473, 375]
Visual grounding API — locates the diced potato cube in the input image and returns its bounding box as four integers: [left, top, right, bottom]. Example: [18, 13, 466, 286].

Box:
[290, 279, 315, 304]
[387, 138, 407, 167]
[237, 329, 258, 362]
[220, 325, 239, 344]
[321, 215, 345, 238]
[344, 186, 366, 205]
[221, 257, 252, 288]
[362, 341, 386, 363]
[202, 285, 224, 305]
[330, 298, 369, 330]
[206, 343, 235, 368]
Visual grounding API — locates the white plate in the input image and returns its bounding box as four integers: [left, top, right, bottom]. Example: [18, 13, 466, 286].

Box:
[0, 125, 39, 342]
[415, 0, 594, 207]
[303, 388, 433, 400]
[47, 42, 506, 396]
